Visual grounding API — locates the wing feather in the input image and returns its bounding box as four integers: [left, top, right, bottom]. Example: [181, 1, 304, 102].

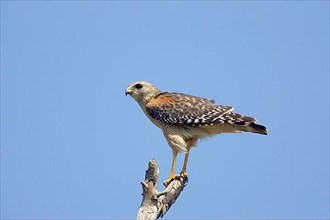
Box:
[146, 92, 233, 126]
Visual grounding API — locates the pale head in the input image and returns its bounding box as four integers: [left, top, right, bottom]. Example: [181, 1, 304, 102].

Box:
[125, 81, 160, 104]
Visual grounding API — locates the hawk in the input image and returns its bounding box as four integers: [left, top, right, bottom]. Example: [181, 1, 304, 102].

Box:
[125, 81, 268, 185]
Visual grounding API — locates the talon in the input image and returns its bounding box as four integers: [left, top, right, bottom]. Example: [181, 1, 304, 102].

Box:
[180, 171, 188, 177]
[163, 173, 175, 186]
[163, 174, 184, 186]
[163, 178, 173, 187]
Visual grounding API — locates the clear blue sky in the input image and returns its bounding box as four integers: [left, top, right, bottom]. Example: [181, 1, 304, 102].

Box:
[1, 1, 329, 219]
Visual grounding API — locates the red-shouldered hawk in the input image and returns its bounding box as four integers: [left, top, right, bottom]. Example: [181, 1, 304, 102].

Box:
[125, 81, 268, 186]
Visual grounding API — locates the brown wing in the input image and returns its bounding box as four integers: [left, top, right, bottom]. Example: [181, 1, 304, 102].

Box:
[146, 92, 234, 126]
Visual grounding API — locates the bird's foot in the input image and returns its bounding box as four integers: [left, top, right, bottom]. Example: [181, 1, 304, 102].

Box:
[179, 171, 188, 177]
[163, 172, 188, 187]
[163, 174, 181, 187]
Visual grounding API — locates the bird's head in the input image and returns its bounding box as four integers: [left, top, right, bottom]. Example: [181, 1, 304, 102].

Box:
[125, 81, 160, 105]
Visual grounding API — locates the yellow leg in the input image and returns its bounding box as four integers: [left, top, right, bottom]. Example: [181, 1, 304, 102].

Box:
[169, 151, 178, 179]
[180, 138, 196, 176]
[163, 139, 196, 186]
[163, 151, 178, 186]
[180, 146, 190, 176]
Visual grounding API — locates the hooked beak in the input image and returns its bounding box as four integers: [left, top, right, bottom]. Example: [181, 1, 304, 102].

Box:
[125, 88, 132, 96]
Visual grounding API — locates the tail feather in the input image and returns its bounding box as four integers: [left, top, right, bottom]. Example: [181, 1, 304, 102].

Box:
[242, 123, 268, 135]
[214, 111, 268, 135]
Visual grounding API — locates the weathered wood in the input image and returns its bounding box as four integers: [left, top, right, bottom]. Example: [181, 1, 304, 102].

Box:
[136, 160, 188, 220]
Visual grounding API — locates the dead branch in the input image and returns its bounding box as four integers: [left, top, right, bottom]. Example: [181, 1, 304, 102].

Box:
[136, 160, 188, 220]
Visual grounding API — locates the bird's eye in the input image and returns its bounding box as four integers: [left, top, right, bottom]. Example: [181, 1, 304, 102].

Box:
[135, 83, 143, 89]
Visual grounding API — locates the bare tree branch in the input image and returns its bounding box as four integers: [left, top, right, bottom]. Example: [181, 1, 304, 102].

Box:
[136, 160, 188, 220]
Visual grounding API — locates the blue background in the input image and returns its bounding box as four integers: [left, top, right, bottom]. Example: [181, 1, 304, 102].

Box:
[1, 2, 329, 219]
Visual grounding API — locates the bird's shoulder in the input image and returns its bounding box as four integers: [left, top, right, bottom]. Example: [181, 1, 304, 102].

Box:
[146, 92, 215, 108]
[145, 92, 234, 126]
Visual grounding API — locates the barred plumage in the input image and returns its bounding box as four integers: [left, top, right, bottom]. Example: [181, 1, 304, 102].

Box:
[146, 92, 233, 126]
[125, 81, 268, 185]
